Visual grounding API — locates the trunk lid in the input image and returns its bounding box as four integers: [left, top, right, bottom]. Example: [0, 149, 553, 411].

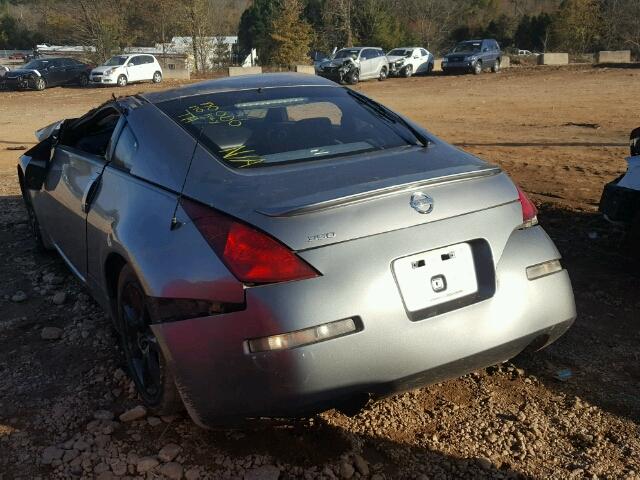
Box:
[181, 140, 519, 251]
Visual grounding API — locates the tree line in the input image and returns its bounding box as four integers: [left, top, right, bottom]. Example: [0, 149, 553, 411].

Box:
[1, 0, 640, 68]
[242, 0, 640, 65]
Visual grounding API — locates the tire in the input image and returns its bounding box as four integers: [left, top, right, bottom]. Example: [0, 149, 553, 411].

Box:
[117, 74, 127, 87]
[347, 70, 359, 85]
[427, 62, 434, 75]
[152, 71, 162, 83]
[117, 265, 183, 415]
[22, 196, 47, 251]
[473, 61, 483, 75]
[34, 77, 46, 91]
[378, 67, 388, 81]
[491, 59, 501, 73]
[79, 74, 89, 87]
[402, 65, 413, 78]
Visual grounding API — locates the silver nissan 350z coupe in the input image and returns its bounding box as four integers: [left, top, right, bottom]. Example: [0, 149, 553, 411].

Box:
[18, 74, 575, 427]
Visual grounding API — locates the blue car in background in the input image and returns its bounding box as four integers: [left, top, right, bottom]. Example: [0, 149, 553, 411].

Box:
[442, 39, 502, 75]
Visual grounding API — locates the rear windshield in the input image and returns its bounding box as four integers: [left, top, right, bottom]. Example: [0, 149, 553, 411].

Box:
[157, 86, 420, 169]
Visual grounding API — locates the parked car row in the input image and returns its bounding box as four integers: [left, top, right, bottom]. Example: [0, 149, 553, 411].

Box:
[0, 53, 163, 91]
[316, 46, 435, 84]
[317, 39, 502, 84]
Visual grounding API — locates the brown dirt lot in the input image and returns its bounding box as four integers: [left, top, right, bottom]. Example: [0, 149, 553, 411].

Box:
[0, 66, 639, 479]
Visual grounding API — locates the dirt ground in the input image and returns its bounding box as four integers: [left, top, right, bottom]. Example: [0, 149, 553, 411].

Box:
[1, 65, 639, 480]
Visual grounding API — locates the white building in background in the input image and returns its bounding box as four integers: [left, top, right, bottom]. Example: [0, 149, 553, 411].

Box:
[158, 36, 239, 70]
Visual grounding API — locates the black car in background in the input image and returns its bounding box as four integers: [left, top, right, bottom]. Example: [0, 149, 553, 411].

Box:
[599, 127, 640, 256]
[441, 39, 502, 75]
[0, 57, 92, 91]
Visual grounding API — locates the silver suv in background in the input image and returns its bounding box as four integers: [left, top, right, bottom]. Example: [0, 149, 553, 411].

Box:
[316, 47, 389, 85]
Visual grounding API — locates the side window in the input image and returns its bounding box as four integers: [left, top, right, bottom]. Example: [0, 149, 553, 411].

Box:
[146, 56, 155, 64]
[421, 49, 428, 57]
[128, 56, 139, 66]
[62, 108, 121, 157]
[112, 123, 138, 171]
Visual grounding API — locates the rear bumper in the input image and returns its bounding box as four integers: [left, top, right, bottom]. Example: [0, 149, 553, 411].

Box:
[152, 223, 576, 427]
[599, 177, 640, 223]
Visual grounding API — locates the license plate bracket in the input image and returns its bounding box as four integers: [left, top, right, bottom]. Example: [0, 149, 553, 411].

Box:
[393, 242, 479, 314]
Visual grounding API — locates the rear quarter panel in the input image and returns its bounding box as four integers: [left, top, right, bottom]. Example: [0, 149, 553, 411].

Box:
[86, 166, 245, 309]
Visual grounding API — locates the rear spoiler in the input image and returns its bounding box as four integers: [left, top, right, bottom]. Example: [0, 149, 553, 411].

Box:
[257, 167, 502, 217]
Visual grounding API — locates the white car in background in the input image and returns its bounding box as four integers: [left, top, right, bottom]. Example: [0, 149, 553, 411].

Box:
[90, 54, 163, 87]
[387, 47, 434, 77]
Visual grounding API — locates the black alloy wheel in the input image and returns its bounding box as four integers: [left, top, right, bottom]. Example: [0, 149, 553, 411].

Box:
[117, 265, 182, 413]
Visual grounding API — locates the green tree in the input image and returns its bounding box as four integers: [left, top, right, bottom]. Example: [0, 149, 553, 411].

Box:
[352, 0, 409, 50]
[271, 0, 313, 66]
[553, 0, 601, 53]
[321, 0, 353, 49]
[238, 0, 279, 63]
[515, 13, 553, 51]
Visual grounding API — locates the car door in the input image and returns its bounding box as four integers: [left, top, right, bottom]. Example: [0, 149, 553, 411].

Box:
[44, 58, 65, 86]
[482, 41, 496, 64]
[142, 55, 155, 80]
[417, 48, 430, 73]
[373, 49, 385, 75]
[59, 58, 79, 84]
[125, 56, 142, 82]
[34, 107, 122, 280]
[358, 49, 373, 78]
[493, 41, 501, 63]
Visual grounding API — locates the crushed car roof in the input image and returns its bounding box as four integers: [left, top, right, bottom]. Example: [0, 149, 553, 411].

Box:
[141, 73, 339, 104]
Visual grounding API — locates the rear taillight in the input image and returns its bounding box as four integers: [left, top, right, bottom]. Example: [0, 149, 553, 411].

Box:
[515, 184, 538, 228]
[181, 198, 319, 284]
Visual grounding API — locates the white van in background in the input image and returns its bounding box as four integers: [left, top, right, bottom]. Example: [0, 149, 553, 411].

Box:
[90, 54, 163, 87]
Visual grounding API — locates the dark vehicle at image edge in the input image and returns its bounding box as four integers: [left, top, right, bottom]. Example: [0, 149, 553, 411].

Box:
[1, 57, 92, 90]
[599, 127, 640, 253]
[442, 39, 502, 75]
[17, 74, 575, 427]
